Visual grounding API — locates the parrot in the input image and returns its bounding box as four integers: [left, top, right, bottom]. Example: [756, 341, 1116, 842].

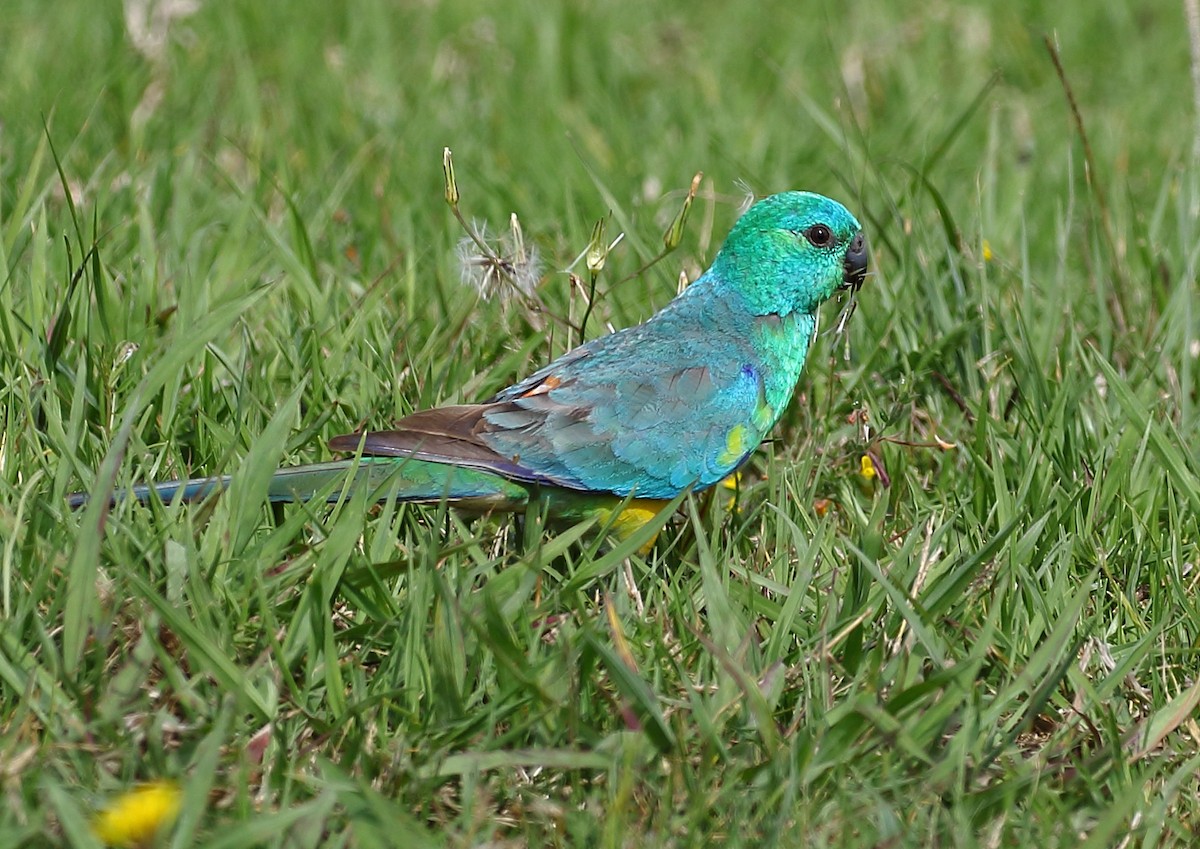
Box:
[69, 191, 868, 544]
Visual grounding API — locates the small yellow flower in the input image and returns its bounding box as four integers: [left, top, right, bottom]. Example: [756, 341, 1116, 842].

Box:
[719, 470, 743, 491]
[860, 455, 877, 480]
[981, 239, 994, 262]
[716, 471, 750, 514]
[92, 781, 181, 847]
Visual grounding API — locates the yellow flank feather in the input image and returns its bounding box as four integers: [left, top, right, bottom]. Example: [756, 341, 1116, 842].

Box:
[593, 497, 670, 554]
[718, 424, 749, 467]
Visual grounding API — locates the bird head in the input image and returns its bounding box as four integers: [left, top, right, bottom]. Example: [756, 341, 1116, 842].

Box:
[710, 191, 867, 317]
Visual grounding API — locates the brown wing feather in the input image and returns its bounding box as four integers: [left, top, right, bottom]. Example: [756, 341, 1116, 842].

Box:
[328, 404, 561, 485]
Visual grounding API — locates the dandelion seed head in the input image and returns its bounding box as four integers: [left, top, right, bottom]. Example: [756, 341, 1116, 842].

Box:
[734, 179, 757, 215]
[456, 222, 500, 299]
[454, 217, 542, 301]
[508, 243, 541, 296]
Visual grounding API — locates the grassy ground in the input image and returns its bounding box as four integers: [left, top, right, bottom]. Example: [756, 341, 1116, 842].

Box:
[2, 0, 1199, 845]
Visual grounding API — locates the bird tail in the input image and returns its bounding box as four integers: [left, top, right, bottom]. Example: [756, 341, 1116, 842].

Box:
[66, 457, 532, 511]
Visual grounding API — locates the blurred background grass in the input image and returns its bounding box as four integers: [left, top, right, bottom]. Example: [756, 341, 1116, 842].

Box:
[2, 0, 1199, 846]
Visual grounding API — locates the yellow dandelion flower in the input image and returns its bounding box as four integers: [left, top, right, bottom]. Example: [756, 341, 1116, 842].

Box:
[981, 239, 994, 262]
[92, 781, 181, 847]
[860, 455, 877, 480]
[719, 470, 744, 491]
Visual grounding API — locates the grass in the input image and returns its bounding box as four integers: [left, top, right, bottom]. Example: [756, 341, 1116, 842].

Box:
[2, 0, 1199, 845]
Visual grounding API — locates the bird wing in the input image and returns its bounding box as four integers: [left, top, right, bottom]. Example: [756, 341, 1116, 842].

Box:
[327, 402, 565, 485]
[330, 318, 771, 499]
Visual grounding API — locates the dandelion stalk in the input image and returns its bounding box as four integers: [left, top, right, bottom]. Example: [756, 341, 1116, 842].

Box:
[578, 216, 609, 344]
[615, 171, 703, 286]
[442, 147, 546, 309]
[443, 147, 499, 273]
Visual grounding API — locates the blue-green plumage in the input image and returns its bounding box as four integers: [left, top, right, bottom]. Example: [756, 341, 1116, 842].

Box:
[71, 191, 867, 538]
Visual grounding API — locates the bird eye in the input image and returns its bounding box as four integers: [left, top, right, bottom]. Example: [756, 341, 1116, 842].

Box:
[803, 224, 833, 247]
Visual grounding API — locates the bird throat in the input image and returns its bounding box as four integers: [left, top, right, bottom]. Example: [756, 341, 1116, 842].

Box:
[752, 311, 817, 428]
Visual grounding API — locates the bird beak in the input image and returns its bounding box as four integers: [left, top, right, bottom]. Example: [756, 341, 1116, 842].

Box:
[841, 232, 868, 292]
